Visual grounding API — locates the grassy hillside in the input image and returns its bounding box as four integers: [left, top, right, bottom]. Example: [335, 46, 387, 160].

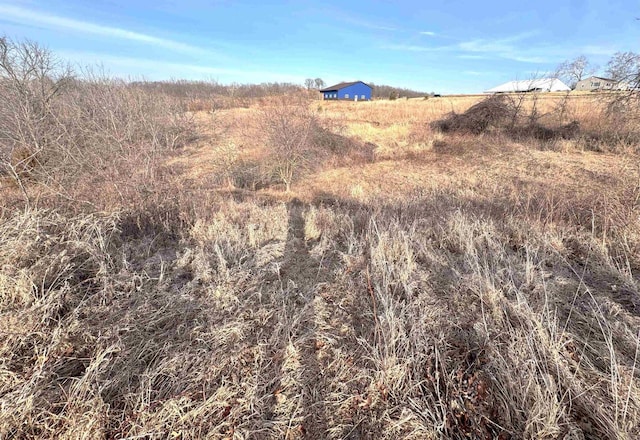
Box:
[2, 58, 640, 438]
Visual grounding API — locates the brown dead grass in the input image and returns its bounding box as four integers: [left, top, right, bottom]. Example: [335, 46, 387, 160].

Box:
[2, 93, 640, 439]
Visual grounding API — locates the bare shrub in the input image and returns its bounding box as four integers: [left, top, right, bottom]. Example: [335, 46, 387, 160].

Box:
[260, 101, 374, 191]
[0, 38, 196, 208]
[261, 100, 325, 192]
[210, 141, 240, 188]
[597, 98, 640, 152]
[0, 37, 73, 203]
[230, 160, 271, 190]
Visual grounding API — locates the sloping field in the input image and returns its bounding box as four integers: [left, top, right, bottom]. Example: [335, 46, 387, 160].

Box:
[2, 94, 640, 439]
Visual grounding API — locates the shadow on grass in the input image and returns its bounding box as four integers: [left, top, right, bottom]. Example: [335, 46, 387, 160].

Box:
[262, 198, 330, 437]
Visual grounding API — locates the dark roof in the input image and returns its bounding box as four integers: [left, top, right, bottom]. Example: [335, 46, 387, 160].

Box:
[319, 81, 371, 92]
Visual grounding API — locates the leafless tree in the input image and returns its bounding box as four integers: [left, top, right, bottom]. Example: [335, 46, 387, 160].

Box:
[261, 99, 321, 192]
[314, 78, 325, 90]
[606, 51, 640, 86]
[304, 78, 315, 90]
[555, 55, 597, 89]
[0, 37, 73, 205]
[598, 51, 640, 120]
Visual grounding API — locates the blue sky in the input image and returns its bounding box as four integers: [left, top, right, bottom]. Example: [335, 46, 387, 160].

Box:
[0, 0, 638, 93]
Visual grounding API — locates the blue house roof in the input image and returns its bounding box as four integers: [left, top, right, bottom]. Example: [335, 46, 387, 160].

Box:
[319, 81, 371, 92]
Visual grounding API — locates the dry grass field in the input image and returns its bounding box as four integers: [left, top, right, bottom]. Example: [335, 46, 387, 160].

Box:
[2, 81, 640, 439]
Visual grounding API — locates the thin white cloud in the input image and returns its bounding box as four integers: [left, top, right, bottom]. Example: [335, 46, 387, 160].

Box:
[384, 30, 555, 63]
[420, 31, 436, 36]
[0, 4, 209, 55]
[456, 31, 544, 62]
[508, 55, 549, 63]
[457, 31, 558, 64]
[456, 31, 554, 64]
[469, 38, 614, 64]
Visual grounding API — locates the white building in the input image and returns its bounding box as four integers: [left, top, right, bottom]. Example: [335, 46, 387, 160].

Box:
[484, 78, 571, 93]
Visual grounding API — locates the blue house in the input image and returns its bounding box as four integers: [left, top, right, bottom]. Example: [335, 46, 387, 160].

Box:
[319, 81, 372, 101]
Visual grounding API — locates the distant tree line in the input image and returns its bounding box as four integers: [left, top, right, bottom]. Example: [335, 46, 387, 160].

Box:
[136, 78, 431, 101]
[134, 80, 304, 99]
[304, 78, 326, 90]
[369, 83, 430, 99]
